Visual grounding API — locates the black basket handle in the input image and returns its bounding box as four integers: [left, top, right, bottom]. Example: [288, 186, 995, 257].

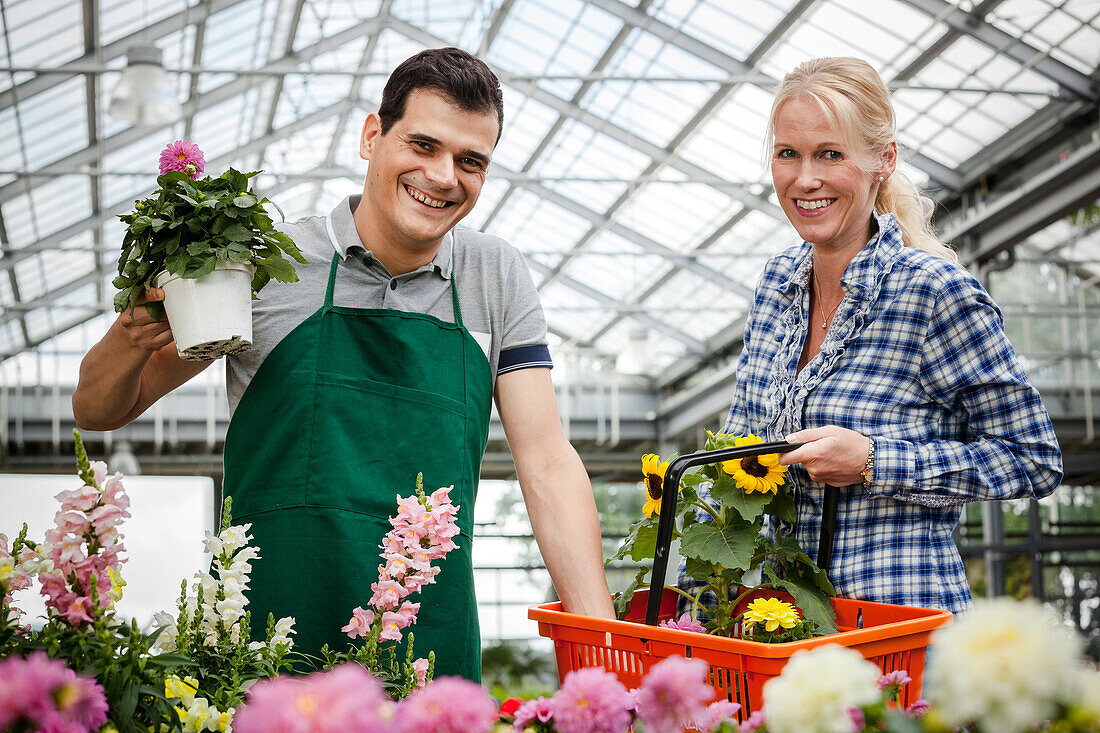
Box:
[644, 441, 805, 626]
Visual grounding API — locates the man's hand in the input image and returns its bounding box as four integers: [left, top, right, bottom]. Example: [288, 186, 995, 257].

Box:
[780, 426, 871, 487]
[117, 288, 174, 353]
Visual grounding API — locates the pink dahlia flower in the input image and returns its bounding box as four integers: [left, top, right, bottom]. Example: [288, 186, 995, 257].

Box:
[397, 676, 497, 733]
[512, 696, 554, 729]
[739, 709, 766, 732]
[234, 665, 396, 733]
[0, 652, 108, 733]
[550, 667, 633, 733]
[633, 656, 714, 733]
[659, 612, 707, 633]
[905, 698, 931, 718]
[689, 700, 742, 731]
[158, 140, 205, 178]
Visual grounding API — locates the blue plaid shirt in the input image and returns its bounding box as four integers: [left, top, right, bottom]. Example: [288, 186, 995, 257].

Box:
[680, 211, 1062, 615]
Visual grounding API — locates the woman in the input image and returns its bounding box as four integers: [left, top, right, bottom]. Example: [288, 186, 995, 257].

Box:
[685, 57, 1062, 614]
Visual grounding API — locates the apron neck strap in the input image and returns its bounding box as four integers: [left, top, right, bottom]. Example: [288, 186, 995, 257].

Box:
[324, 217, 463, 327]
[324, 250, 340, 308]
[450, 275, 463, 328]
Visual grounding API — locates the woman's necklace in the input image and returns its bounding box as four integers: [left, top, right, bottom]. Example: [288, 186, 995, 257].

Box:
[812, 269, 843, 332]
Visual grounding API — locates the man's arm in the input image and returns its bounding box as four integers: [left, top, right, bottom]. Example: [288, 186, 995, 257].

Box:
[495, 367, 615, 619]
[73, 289, 211, 431]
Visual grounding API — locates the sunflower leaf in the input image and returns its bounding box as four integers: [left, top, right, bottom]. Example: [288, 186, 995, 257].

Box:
[710, 477, 774, 522]
[611, 518, 660, 562]
[680, 520, 756, 572]
[763, 489, 796, 523]
[612, 565, 651, 620]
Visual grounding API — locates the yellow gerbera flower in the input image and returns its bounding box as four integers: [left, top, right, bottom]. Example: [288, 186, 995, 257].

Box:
[641, 453, 671, 518]
[742, 597, 801, 632]
[720, 433, 787, 494]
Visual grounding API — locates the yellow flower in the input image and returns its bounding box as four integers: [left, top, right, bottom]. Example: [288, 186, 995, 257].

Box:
[641, 453, 671, 518]
[742, 597, 801, 632]
[107, 566, 126, 603]
[720, 434, 787, 494]
[164, 675, 199, 707]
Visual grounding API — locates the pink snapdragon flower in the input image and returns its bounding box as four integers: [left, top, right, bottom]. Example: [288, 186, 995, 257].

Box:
[397, 676, 497, 733]
[689, 700, 742, 731]
[550, 667, 633, 733]
[39, 460, 130, 626]
[633, 656, 714, 733]
[0, 652, 108, 733]
[234, 664, 396, 733]
[660, 612, 707, 633]
[513, 696, 554, 729]
[158, 140, 206, 178]
[410, 658, 430, 688]
[342, 607, 375, 640]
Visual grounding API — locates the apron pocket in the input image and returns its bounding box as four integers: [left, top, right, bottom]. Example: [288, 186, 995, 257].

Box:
[308, 374, 472, 523]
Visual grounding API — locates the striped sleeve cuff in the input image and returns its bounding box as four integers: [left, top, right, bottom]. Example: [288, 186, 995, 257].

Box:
[497, 344, 553, 375]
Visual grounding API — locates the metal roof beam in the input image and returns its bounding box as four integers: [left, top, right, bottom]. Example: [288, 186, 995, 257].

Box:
[943, 138, 1100, 265]
[0, 17, 387, 207]
[589, 0, 962, 190]
[896, 0, 1098, 102]
[0, 0, 255, 112]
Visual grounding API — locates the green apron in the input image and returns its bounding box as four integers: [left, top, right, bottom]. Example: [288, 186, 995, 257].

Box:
[223, 231, 493, 681]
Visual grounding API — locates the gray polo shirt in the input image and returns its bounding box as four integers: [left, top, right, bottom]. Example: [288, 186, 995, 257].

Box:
[225, 195, 551, 414]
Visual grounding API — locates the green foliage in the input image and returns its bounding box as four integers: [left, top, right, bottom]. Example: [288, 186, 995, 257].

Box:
[481, 640, 553, 693]
[114, 168, 308, 319]
[610, 431, 836, 641]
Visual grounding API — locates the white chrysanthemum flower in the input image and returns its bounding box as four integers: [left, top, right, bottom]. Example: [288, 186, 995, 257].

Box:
[763, 644, 881, 733]
[1076, 668, 1100, 717]
[926, 598, 1084, 733]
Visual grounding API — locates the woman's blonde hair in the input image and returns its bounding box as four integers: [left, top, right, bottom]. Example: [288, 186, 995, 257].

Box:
[767, 57, 957, 263]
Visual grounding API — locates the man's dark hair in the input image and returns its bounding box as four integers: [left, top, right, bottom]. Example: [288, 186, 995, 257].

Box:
[378, 47, 504, 142]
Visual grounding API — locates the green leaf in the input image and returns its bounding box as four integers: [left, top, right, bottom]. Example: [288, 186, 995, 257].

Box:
[763, 489, 796, 524]
[143, 300, 166, 322]
[761, 565, 837, 634]
[112, 275, 132, 289]
[612, 518, 659, 562]
[710, 477, 774, 522]
[183, 255, 217, 279]
[233, 194, 258, 208]
[258, 254, 298, 283]
[187, 240, 212, 256]
[220, 222, 252, 242]
[612, 565, 651, 620]
[112, 289, 131, 312]
[679, 520, 757, 571]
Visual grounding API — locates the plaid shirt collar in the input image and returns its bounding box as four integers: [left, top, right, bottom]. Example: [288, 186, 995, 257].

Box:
[769, 209, 905, 300]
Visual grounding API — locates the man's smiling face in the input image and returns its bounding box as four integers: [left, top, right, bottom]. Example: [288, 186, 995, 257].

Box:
[358, 88, 499, 256]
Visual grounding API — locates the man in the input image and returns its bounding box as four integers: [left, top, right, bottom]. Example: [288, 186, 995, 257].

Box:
[73, 47, 615, 681]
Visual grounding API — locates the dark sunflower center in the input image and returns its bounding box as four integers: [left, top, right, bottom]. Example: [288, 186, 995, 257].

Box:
[646, 474, 663, 499]
[742, 456, 770, 478]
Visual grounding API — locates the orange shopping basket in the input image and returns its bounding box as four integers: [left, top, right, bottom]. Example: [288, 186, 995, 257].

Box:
[529, 443, 953, 722]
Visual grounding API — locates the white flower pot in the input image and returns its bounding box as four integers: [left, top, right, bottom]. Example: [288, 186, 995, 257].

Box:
[155, 260, 255, 361]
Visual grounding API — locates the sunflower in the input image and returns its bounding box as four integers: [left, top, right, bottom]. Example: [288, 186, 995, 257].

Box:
[742, 597, 801, 632]
[641, 453, 670, 518]
[720, 433, 787, 494]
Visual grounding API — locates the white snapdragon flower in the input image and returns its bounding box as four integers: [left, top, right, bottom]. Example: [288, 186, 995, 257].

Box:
[153, 611, 179, 652]
[202, 530, 223, 557]
[218, 524, 252, 556]
[762, 644, 881, 733]
[1080, 668, 1100, 717]
[926, 598, 1084, 733]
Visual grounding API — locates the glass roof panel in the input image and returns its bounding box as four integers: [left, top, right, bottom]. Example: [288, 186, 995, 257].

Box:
[261, 119, 340, 174]
[990, 0, 1100, 74]
[99, 0, 190, 47]
[0, 76, 87, 172]
[615, 181, 735, 254]
[653, 0, 790, 61]
[485, 188, 591, 265]
[292, 0, 369, 53]
[492, 88, 560, 172]
[392, 0, 486, 46]
[3, 0, 82, 71]
[679, 84, 773, 189]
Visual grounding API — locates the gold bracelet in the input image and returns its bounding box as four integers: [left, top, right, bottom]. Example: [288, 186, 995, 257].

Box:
[860, 437, 875, 487]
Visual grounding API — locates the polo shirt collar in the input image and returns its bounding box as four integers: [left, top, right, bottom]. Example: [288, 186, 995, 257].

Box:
[327, 195, 454, 279]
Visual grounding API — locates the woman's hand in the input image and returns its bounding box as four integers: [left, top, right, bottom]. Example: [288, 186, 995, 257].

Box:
[780, 426, 871, 487]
